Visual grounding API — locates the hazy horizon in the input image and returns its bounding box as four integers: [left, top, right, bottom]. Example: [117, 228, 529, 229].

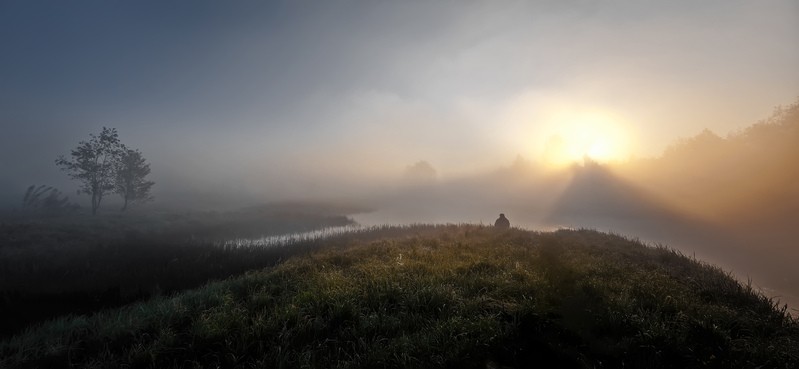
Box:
[2, 1, 798, 208]
[2, 1, 798, 309]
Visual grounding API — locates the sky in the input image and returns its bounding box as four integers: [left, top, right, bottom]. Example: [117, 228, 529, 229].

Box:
[1, 0, 797, 206]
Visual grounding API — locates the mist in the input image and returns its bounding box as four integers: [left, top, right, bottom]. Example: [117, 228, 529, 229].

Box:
[2, 1, 798, 204]
[3, 3, 799, 364]
[1, 0, 798, 323]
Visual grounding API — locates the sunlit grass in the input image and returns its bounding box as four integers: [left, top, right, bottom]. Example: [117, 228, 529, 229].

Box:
[1, 225, 796, 368]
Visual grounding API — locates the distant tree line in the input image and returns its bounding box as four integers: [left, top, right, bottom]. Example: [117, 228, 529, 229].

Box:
[620, 98, 799, 225]
[55, 127, 154, 215]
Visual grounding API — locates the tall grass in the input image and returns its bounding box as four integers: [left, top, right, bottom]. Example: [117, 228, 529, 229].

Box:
[1, 225, 796, 368]
[0, 210, 354, 338]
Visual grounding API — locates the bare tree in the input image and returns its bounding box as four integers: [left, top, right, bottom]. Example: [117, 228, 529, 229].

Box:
[55, 127, 122, 215]
[115, 148, 154, 211]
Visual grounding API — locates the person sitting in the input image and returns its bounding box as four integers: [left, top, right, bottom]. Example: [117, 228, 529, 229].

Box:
[494, 213, 510, 229]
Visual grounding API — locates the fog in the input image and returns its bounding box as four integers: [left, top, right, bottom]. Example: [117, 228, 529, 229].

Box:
[1, 1, 798, 308]
[342, 103, 799, 310]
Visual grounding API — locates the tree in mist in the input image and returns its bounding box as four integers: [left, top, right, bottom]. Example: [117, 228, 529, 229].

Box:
[22, 185, 79, 213]
[115, 148, 154, 211]
[403, 160, 437, 185]
[55, 127, 123, 215]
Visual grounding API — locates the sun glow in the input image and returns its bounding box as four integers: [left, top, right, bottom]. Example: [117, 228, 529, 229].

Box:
[501, 94, 636, 169]
[540, 111, 631, 168]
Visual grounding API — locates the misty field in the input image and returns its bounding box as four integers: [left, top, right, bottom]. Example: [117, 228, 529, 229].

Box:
[0, 204, 355, 338]
[1, 224, 796, 368]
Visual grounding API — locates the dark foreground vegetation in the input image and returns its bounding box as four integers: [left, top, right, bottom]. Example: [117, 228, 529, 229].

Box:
[0, 204, 355, 338]
[2, 225, 796, 368]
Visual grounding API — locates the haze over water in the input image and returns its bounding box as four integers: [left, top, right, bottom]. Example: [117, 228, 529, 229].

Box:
[1, 2, 798, 310]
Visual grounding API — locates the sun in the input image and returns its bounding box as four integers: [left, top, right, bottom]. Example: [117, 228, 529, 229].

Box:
[501, 95, 634, 168]
[539, 111, 630, 168]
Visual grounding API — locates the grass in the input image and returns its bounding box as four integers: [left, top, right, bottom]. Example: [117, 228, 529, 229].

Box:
[1, 225, 796, 368]
[0, 206, 354, 338]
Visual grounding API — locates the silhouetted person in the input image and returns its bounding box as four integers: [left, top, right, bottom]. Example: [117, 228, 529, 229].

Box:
[494, 213, 510, 229]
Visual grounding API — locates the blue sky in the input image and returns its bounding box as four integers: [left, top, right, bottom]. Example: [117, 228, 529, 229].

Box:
[1, 0, 797, 205]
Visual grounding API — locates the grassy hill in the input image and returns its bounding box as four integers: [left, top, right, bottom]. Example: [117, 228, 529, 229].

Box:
[1, 225, 796, 368]
[0, 205, 354, 338]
